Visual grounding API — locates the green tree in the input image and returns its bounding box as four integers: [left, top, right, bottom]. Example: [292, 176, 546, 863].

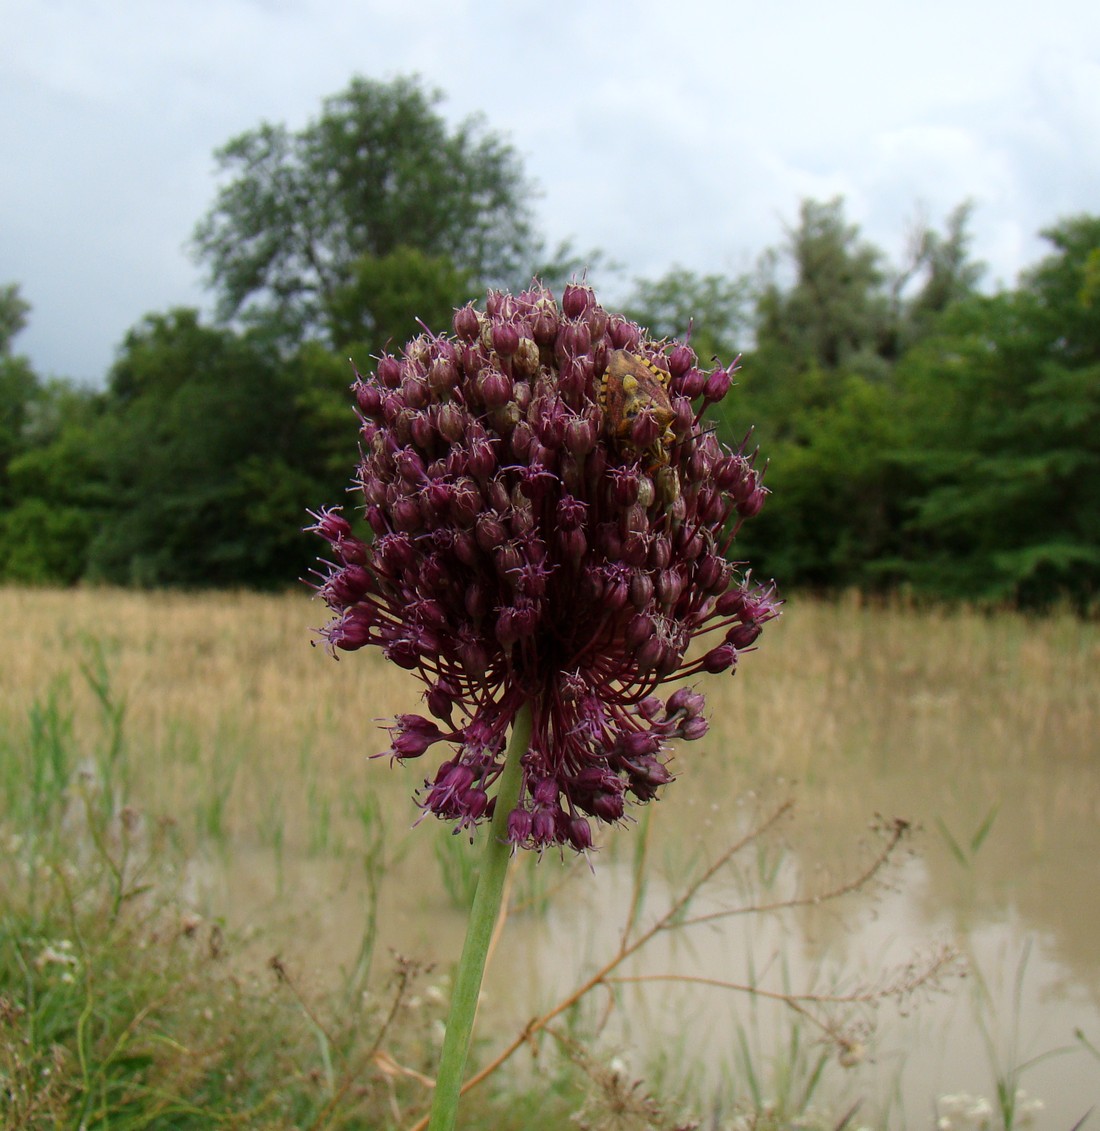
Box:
[0, 284, 44, 510]
[81, 309, 348, 588]
[0, 283, 31, 353]
[753, 197, 892, 380]
[193, 74, 542, 351]
[893, 215, 1100, 606]
[623, 266, 752, 364]
[894, 201, 984, 347]
[734, 199, 984, 591]
[1, 409, 105, 585]
[0, 305, 106, 583]
[326, 246, 475, 352]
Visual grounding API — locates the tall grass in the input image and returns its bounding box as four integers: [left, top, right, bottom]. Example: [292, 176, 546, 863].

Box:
[4, 587, 1094, 866]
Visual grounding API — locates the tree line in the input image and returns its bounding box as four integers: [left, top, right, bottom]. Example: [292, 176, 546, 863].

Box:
[1, 75, 1097, 608]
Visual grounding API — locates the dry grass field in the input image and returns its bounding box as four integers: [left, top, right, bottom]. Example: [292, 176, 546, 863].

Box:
[2, 585, 1094, 852]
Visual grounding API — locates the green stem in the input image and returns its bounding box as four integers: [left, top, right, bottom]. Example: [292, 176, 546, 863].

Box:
[427, 701, 531, 1131]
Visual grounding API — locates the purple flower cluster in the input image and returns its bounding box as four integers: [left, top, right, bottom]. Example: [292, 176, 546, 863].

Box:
[310, 282, 779, 851]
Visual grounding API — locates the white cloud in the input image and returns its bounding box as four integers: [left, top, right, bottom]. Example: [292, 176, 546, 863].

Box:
[3, 0, 1099, 380]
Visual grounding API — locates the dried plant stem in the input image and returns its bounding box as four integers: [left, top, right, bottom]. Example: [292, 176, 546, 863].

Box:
[407, 802, 942, 1130]
[426, 701, 531, 1131]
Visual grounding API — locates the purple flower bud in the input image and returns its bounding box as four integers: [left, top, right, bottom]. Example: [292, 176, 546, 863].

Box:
[467, 434, 497, 480]
[726, 621, 763, 650]
[355, 380, 384, 419]
[566, 816, 593, 851]
[625, 755, 673, 801]
[427, 357, 456, 402]
[508, 807, 533, 844]
[402, 372, 430, 410]
[607, 315, 641, 351]
[601, 566, 630, 610]
[428, 679, 460, 722]
[666, 687, 705, 717]
[322, 563, 373, 608]
[395, 447, 426, 483]
[491, 320, 520, 356]
[390, 714, 445, 759]
[621, 503, 648, 539]
[681, 716, 709, 740]
[437, 402, 468, 444]
[585, 305, 609, 341]
[456, 635, 488, 679]
[532, 807, 558, 846]
[556, 318, 592, 359]
[509, 420, 534, 459]
[475, 512, 508, 552]
[384, 637, 420, 669]
[391, 496, 423, 533]
[310, 508, 352, 543]
[625, 613, 654, 647]
[331, 606, 375, 650]
[737, 484, 768, 519]
[411, 413, 435, 450]
[638, 696, 663, 720]
[610, 467, 641, 506]
[629, 409, 663, 452]
[635, 635, 665, 671]
[629, 571, 654, 608]
[477, 367, 513, 409]
[561, 283, 595, 319]
[563, 414, 597, 456]
[376, 355, 402, 388]
[464, 788, 490, 821]
[485, 290, 516, 320]
[656, 569, 684, 607]
[530, 302, 560, 346]
[667, 342, 697, 378]
[674, 366, 708, 399]
[703, 364, 734, 403]
[453, 303, 481, 342]
[695, 553, 728, 593]
[672, 396, 694, 435]
[700, 643, 737, 673]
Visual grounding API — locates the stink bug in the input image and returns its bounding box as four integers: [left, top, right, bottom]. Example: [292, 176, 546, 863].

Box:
[597, 350, 677, 468]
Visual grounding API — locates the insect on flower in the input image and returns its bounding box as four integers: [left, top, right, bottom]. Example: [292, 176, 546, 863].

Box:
[598, 349, 677, 469]
[308, 282, 779, 853]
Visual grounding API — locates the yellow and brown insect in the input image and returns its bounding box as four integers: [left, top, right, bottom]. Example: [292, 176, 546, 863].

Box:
[597, 349, 677, 468]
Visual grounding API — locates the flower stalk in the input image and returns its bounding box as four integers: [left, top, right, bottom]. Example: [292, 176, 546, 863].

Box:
[308, 280, 780, 1124]
[428, 701, 532, 1131]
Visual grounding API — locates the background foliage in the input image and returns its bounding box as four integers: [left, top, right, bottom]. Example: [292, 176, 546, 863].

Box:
[1, 75, 1097, 608]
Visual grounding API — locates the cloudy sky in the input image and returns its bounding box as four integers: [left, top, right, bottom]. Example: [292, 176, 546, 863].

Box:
[4, 0, 1099, 384]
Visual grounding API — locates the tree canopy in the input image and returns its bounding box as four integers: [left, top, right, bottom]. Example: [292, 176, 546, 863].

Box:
[1, 74, 1096, 609]
[192, 75, 541, 353]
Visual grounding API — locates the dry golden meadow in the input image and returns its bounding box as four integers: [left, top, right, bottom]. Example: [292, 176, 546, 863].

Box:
[3, 585, 1095, 855]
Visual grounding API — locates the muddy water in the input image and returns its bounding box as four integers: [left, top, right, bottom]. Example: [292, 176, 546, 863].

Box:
[200, 732, 1100, 1128]
[190, 605, 1100, 1127]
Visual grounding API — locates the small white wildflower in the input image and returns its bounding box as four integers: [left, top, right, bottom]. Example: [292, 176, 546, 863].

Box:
[35, 943, 79, 971]
[935, 1093, 996, 1131]
[1014, 1090, 1044, 1127]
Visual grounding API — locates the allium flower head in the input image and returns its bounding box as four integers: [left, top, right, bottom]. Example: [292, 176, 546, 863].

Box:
[309, 282, 779, 851]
